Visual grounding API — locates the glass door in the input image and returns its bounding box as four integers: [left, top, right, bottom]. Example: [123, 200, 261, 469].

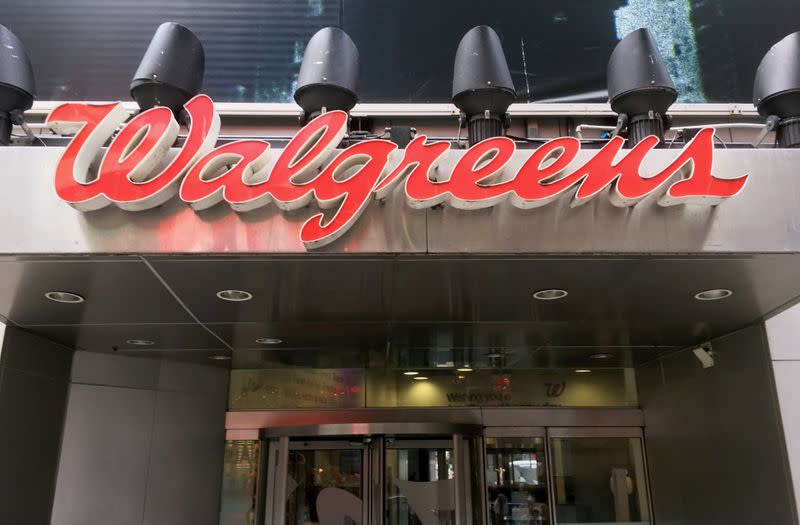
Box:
[548, 428, 651, 525]
[384, 438, 455, 525]
[484, 429, 550, 525]
[286, 440, 366, 525]
[262, 426, 484, 525]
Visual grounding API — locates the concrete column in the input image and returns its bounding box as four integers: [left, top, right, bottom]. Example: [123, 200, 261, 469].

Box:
[766, 303, 800, 516]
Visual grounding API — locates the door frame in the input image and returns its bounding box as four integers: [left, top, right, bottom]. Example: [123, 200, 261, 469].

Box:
[262, 423, 483, 525]
[252, 411, 650, 525]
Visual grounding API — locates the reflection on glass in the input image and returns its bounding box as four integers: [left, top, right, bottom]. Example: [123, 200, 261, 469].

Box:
[229, 369, 365, 410]
[231, 368, 638, 410]
[550, 438, 650, 525]
[286, 448, 363, 525]
[386, 443, 455, 525]
[219, 440, 260, 525]
[486, 437, 549, 525]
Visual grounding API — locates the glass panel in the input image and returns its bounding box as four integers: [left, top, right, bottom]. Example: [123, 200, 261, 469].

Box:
[219, 440, 260, 525]
[386, 442, 455, 525]
[366, 368, 637, 408]
[229, 369, 365, 409]
[286, 447, 364, 525]
[550, 437, 650, 525]
[486, 437, 550, 525]
[230, 368, 637, 409]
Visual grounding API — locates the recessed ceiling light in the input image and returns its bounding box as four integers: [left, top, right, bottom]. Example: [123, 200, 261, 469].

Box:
[216, 289, 253, 302]
[533, 289, 568, 301]
[486, 351, 503, 359]
[694, 289, 733, 301]
[413, 376, 429, 381]
[126, 339, 155, 346]
[589, 353, 613, 360]
[209, 355, 231, 361]
[457, 367, 473, 372]
[403, 371, 419, 376]
[574, 369, 592, 374]
[255, 337, 283, 345]
[45, 291, 84, 304]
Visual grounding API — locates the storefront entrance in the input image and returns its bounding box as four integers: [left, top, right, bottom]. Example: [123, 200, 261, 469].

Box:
[251, 421, 651, 525]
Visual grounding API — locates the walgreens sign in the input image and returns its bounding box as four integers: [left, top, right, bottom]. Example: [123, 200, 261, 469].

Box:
[47, 95, 748, 249]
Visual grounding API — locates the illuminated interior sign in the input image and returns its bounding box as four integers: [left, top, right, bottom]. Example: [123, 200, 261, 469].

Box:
[47, 95, 748, 249]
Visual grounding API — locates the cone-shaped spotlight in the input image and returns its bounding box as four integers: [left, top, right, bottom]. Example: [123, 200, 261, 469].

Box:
[452, 26, 516, 146]
[754, 31, 800, 148]
[0, 25, 34, 146]
[130, 23, 204, 117]
[294, 27, 359, 122]
[608, 28, 677, 147]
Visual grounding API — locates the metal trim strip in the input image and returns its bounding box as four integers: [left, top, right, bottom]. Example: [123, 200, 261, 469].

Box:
[27, 101, 759, 118]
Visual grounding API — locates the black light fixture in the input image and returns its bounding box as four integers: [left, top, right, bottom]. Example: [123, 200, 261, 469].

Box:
[0, 24, 34, 146]
[452, 25, 516, 146]
[294, 27, 359, 123]
[130, 22, 205, 118]
[753, 31, 800, 148]
[607, 28, 677, 147]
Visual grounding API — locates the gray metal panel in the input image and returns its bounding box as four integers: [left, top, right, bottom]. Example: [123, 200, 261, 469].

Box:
[51, 353, 230, 525]
[0, 258, 193, 325]
[51, 384, 156, 525]
[638, 324, 797, 525]
[262, 422, 483, 437]
[70, 350, 161, 390]
[223, 407, 642, 430]
[0, 367, 70, 525]
[0, 327, 71, 525]
[426, 148, 800, 254]
[1, 327, 72, 380]
[0, 148, 425, 254]
[225, 407, 483, 429]
[5, 254, 800, 354]
[479, 407, 645, 428]
[0, 147, 800, 254]
[148, 258, 395, 323]
[34, 324, 227, 355]
[156, 359, 229, 397]
[142, 388, 227, 525]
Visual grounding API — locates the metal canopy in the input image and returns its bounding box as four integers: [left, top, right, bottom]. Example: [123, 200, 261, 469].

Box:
[1, 254, 798, 368]
[1, 145, 800, 366]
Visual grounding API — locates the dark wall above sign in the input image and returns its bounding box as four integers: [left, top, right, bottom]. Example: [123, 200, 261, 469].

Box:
[3, 0, 799, 103]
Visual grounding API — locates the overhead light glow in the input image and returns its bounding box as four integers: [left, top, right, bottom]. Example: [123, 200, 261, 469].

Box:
[574, 369, 592, 374]
[126, 339, 155, 346]
[209, 355, 231, 361]
[413, 376, 429, 381]
[589, 353, 613, 360]
[694, 289, 733, 301]
[403, 371, 420, 376]
[255, 337, 282, 345]
[216, 289, 253, 302]
[533, 289, 568, 301]
[44, 291, 85, 304]
[457, 367, 473, 372]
